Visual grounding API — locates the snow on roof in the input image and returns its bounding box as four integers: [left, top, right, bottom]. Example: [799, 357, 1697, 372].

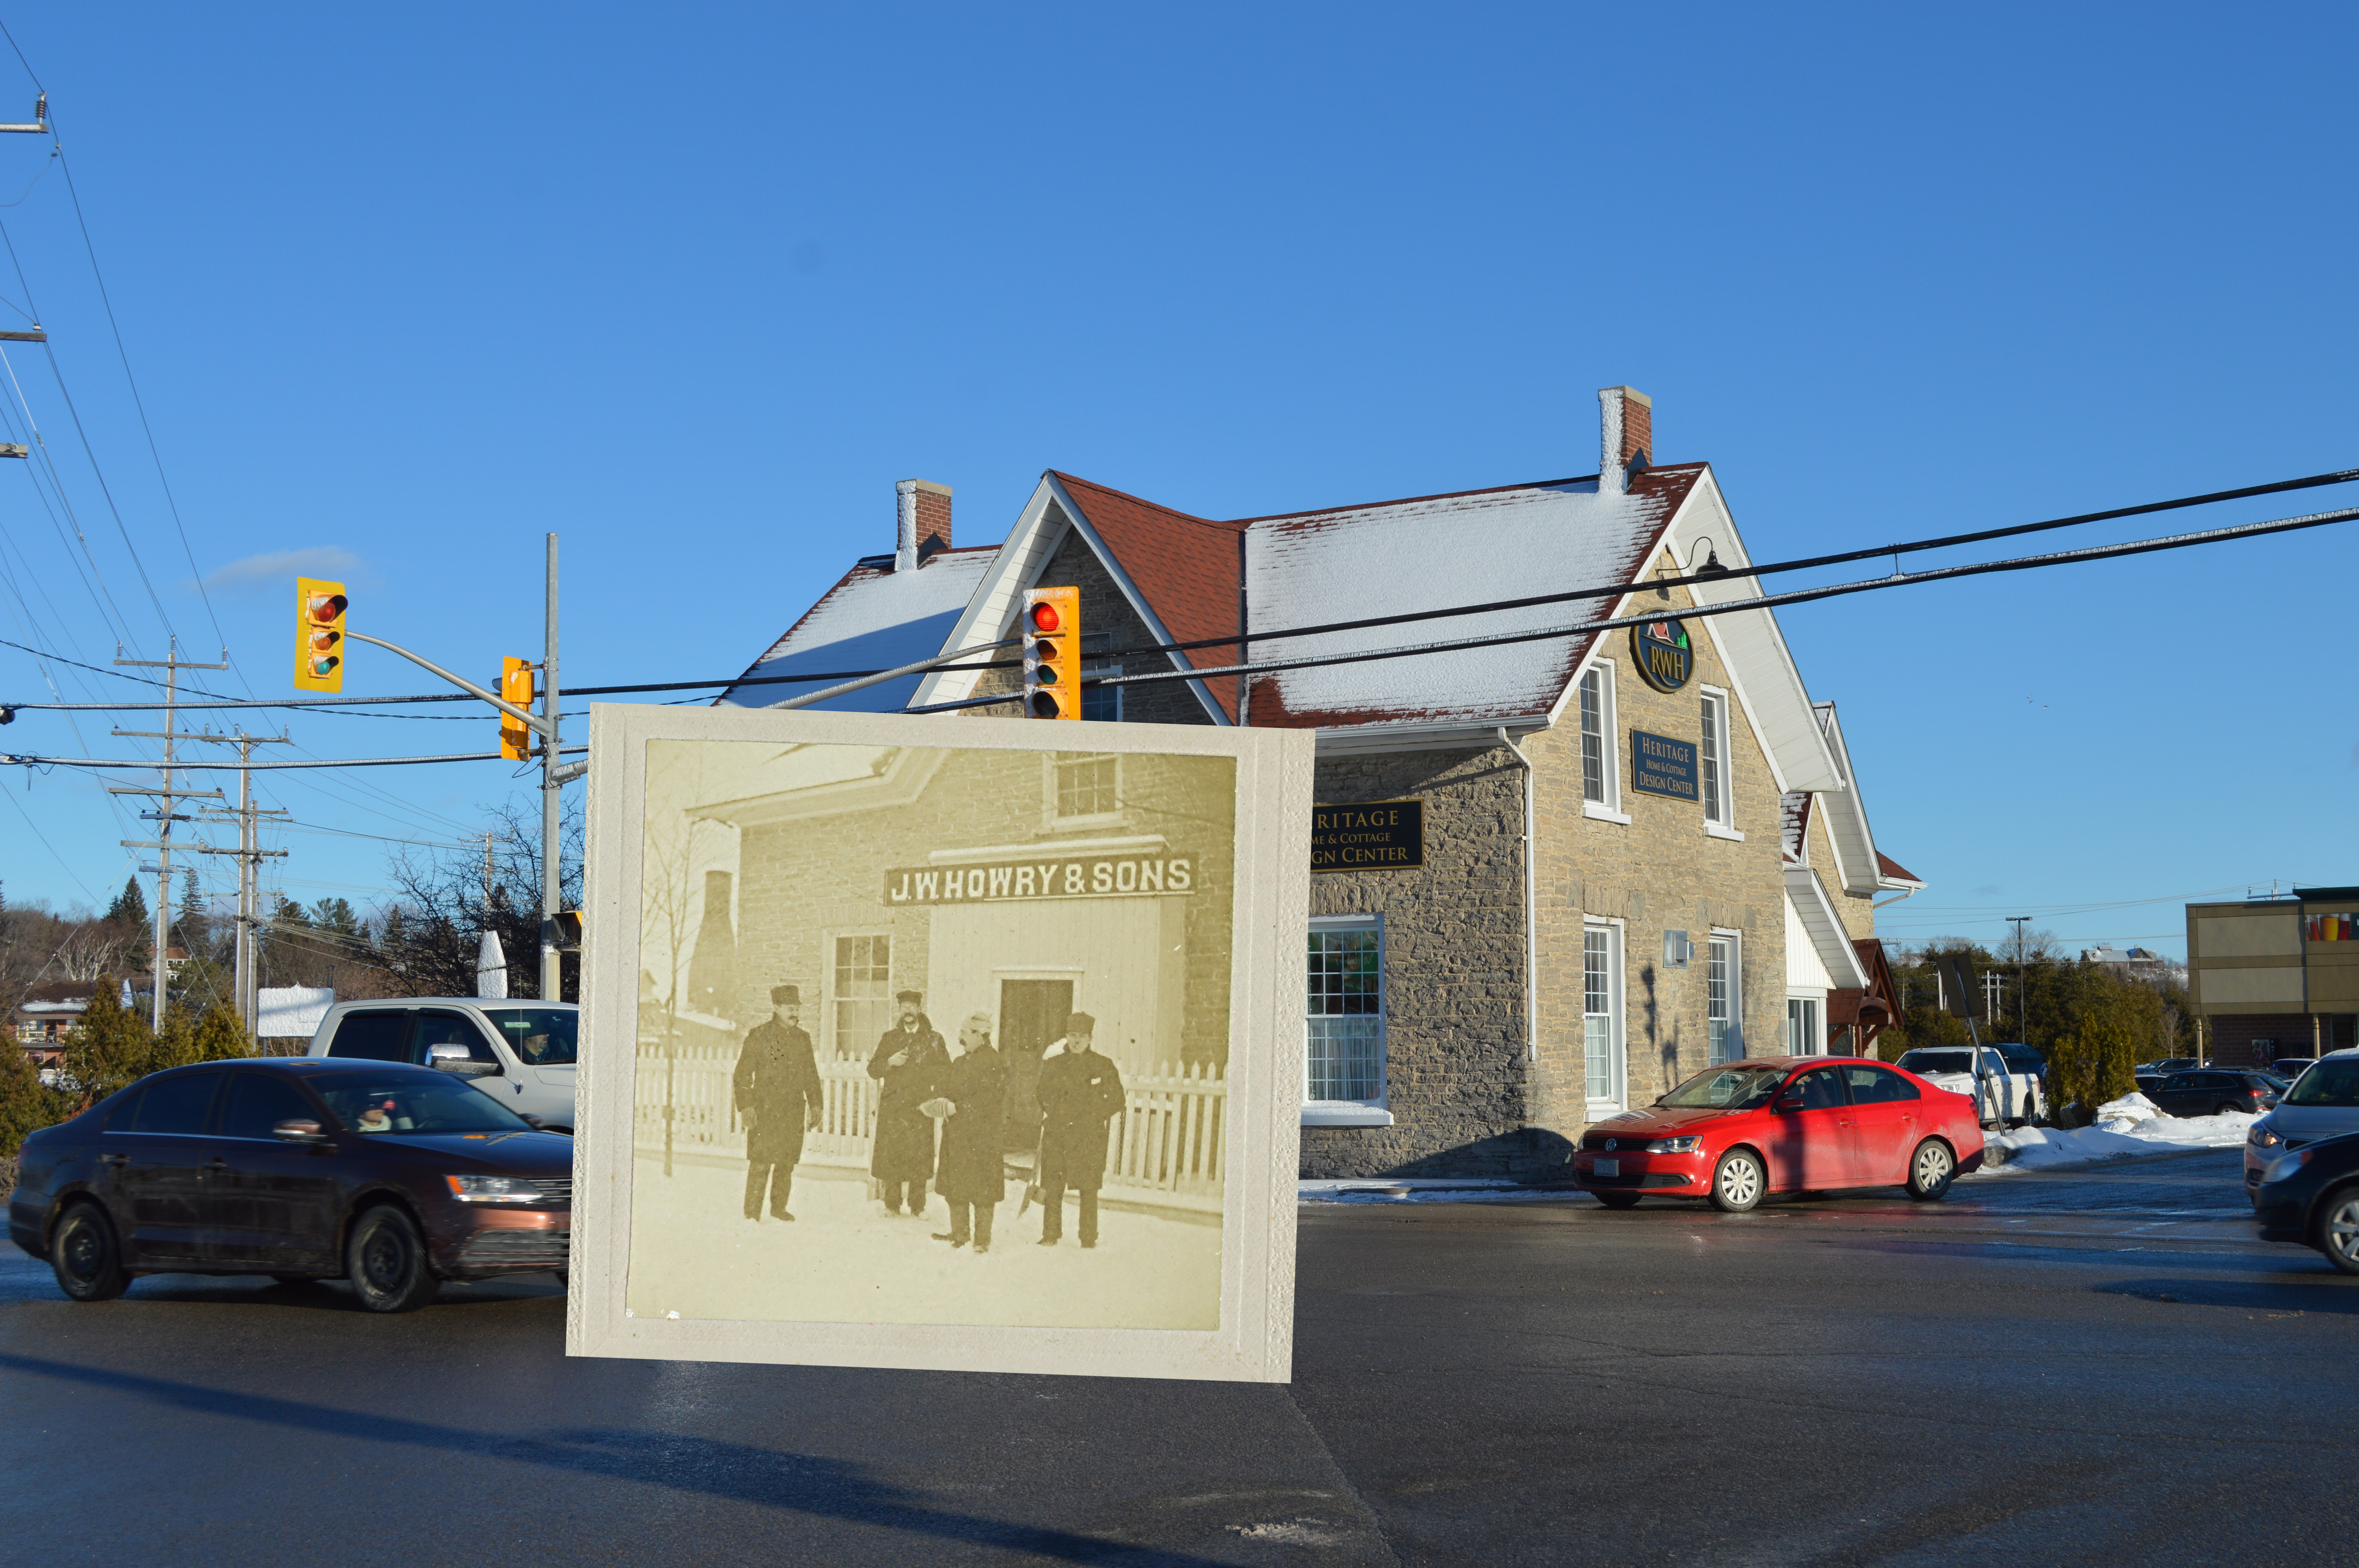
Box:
[1239, 467, 1697, 728]
[715, 548, 997, 713]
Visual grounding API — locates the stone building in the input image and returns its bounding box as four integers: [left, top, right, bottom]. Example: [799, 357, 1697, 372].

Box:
[718, 388, 1923, 1180]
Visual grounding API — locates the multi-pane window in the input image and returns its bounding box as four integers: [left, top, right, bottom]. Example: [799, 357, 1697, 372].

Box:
[1054, 753, 1120, 818]
[1786, 997, 1822, 1056]
[1584, 925, 1617, 1101]
[1579, 669, 1606, 803]
[1307, 922, 1383, 1103]
[1080, 632, 1122, 722]
[1700, 693, 1727, 825]
[831, 934, 891, 1060]
[1708, 935, 1738, 1064]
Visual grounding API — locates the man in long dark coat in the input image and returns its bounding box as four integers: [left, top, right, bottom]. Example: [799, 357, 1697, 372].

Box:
[1036, 1011, 1125, 1248]
[925, 1013, 1008, 1252]
[733, 984, 823, 1222]
[867, 987, 948, 1217]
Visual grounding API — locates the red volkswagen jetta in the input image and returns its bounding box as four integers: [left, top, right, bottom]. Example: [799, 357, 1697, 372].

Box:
[1572, 1056, 1986, 1211]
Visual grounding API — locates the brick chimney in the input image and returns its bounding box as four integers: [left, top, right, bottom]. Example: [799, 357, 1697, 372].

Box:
[1597, 386, 1652, 496]
[894, 479, 953, 571]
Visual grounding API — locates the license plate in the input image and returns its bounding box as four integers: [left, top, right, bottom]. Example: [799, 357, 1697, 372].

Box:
[1592, 1158, 1619, 1178]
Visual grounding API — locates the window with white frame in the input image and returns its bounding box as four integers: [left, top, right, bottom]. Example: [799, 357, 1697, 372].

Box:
[1583, 920, 1623, 1103]
[1786, 996, 1823, 1056]
[830, 933, 892, 1060]
[1708, 933, 1741, 1064]
[1306, 918, 1384, 1105]
[1050, 751, 1121, 821]
[1579, 665, 1621, 813]
[1699, 691, 1732, 827]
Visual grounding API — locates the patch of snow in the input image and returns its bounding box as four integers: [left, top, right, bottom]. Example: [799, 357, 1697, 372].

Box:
[1974, 1096, 2253, 1174]
[718, 553, 995, 713]
[1245, 482, 1676, 723]
[1225, 1519, 1351, 1546]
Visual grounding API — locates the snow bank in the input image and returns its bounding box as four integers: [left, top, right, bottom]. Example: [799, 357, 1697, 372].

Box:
[1976, 1094, 2254, 1174]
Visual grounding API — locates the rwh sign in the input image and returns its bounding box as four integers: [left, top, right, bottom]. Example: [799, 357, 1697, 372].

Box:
[1311, 799, 1424, 873]
[1630, 731, 1697, 802]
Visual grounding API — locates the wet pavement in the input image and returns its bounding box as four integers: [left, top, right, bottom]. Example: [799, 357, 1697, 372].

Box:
[5, 1147, 2352, 1565]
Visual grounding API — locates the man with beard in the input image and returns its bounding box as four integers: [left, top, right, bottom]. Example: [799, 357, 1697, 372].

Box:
[924, 1012, 1007, 1252]
[732, 984, 823, 1222]
[867, 987, 948, 1218]
[1035, 1011, 1126, 1249]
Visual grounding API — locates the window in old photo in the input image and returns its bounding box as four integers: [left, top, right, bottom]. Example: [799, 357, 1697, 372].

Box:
[628, 739, 1235, 1333]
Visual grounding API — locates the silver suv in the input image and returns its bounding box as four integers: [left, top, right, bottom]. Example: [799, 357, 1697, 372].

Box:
[306, 999, 578, 1132]
[2246, 1049, 2359, 1201]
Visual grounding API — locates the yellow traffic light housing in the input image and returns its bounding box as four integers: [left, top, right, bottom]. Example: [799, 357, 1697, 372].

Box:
[1022, 586, 1080, 719]
[499, 657, 534, 760]
[294, 577, 347, 691]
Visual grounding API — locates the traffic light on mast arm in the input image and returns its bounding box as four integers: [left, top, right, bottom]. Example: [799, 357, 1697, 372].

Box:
[1021, 586, 1080, 719]
[294, 577, 347, 692]
[499, 657, 534, 760]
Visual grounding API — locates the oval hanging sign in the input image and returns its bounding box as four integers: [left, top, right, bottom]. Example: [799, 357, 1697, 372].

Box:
[1631, 617, 1693, 692]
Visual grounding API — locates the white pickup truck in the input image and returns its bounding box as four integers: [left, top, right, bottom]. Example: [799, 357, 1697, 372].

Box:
[1894, 1045, 2043, 1127]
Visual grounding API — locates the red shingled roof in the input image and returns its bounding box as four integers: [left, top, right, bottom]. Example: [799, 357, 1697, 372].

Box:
[1876, 850, 1924, 886]
[1050, 472, 1245, 722]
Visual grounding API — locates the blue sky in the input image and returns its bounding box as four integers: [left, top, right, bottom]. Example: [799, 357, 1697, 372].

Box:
[0, 4, 2352, 956]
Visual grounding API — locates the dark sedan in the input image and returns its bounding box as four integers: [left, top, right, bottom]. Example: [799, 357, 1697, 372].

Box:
[2150, 1069, 2279, 1118]
[2253, 1130, 2359, 1273]
[7, 1057, 572, 1312]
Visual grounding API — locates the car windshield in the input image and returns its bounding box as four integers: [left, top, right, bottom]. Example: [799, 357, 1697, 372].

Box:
[1659, 1067, 1787, 1110]
[480, 1006, 578, 1066]
[310, 1072, 533, 1134]
[2284, 1060, 2359, 1107]
[1897, 1050, 1974, 1076]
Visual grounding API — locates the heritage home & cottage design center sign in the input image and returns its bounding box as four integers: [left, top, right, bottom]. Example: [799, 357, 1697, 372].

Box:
[1629, 731, 1698, 802]
[1311, 800, 1425, 873]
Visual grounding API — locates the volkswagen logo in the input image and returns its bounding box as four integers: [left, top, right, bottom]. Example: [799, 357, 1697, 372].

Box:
[1604, 1138, 1617, 1151]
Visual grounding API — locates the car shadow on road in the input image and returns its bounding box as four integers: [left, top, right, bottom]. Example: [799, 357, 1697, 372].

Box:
[0, 1350, 1238, 1566]
[2091, 1277, 2359, 1312]
[107, 1273, 563, 1312]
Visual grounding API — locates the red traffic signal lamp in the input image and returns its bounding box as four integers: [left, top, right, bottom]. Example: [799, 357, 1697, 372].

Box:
[294, 577, 348, 692]
[499, 657, 534, 760]
[1022, 586, 1079, 719]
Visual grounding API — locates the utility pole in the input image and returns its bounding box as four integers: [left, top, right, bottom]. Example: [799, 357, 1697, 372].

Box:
[196, 732, 290, 1040]
[542, 532, 562, 1004]
[2006, 915, 2031, 1041]
[112, 639, 228, 1029]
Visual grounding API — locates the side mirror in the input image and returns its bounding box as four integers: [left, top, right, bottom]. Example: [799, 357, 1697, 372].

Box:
[1776, 1090, 1807, 1112]
[273, 1118, 324, 1143]
[427, 1042, 500, 1078]
[521, 1114, 547, 1130]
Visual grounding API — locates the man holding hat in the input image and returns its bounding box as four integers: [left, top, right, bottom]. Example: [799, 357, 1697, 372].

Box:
[734, 984, 823, 1221]
[867, 987, 949, 1217]
[1034, 1011, 1126, 1248]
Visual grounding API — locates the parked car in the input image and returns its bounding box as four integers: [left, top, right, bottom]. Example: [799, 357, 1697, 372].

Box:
[1892, 1046, 2043, 1126]
[1994, 1044, 2047, 1082]
[2134, 1056, 2204, 1096]
[2251, 1127, 2359, 1274]
[2245, 1051, 2359, 1200]
[2274, 1058, 2321, 1083]
[1572, 1056, 1986, 1212]
[7, 1058, 573, 1310]
[2150, 1069, 2277, 1119]
[308, 998, 578, 1131]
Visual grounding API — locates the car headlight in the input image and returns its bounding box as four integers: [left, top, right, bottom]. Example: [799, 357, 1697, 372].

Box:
[445, 1174, 538, 1203]
[1645, 1136, 1704, 1154]
[2249, 1122, 2283, 1150]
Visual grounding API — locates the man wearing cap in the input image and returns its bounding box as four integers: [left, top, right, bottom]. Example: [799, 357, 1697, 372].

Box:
[734, 984, 823, 1222]
[867, 987, 949, 1217]
[1034, 1011, 1125, 1248]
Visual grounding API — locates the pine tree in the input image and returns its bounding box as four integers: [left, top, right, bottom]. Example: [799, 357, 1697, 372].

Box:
[107, 877, 149, 930]
[56, 974, 160, 1107]
[191, 1004, 251, 1061]
[179, 867, 204, 924]
[0, 1031, 64, 1160]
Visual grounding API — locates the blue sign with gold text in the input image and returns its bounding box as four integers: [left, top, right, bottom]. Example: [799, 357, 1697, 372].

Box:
[1630, 730, 1697, 802]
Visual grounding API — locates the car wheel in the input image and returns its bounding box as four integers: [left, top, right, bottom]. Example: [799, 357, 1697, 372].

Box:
[1593, 1191, 1641, 1210]
[346, 1205, 439, 1313]
[2317, 1190, 2359, 1276]
[1708, 1150, 1764, 1213]
[50, 1201, 128, 1303]
[2215, 1102, 2245, 1117]
[1906, 1138, 1956, 1201]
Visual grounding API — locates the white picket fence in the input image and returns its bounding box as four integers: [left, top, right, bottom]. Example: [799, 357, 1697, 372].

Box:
[632, 1016, 1226, 1212]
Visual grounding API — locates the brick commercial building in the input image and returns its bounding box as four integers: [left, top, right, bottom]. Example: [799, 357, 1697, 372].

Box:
[714, 388, 1922, 1180]
[2188, 888, 2359, 1066]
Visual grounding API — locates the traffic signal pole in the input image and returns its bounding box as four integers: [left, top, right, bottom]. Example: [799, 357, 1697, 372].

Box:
[542, 534, 561, 1004]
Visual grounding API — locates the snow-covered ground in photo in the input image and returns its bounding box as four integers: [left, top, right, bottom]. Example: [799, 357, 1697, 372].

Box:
[1974, 1093, 2254, 1175]
[1298, 1178, 1582, 1205]
[625, 1159, 1221, 1330]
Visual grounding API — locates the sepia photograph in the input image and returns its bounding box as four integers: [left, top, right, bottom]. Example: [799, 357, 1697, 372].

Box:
[570, 704, 1311, 1381]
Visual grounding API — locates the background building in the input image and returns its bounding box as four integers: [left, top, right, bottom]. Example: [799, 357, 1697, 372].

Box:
[2187, 888, 2359, 1064]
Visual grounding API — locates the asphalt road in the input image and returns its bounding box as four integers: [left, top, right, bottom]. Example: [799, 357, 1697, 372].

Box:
[4, 1149, 2351, 1567]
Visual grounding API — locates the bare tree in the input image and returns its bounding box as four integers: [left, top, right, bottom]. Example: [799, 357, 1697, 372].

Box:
[378, 797, 583, 1001]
